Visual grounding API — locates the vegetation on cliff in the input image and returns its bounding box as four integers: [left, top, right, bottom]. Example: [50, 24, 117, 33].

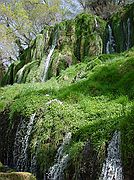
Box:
[0, 13, 106, 86]
[0, 2, 134, 180]
[0, 47, 134, 179]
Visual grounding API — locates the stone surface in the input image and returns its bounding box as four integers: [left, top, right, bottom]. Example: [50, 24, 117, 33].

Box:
[0, 172, 36, 180]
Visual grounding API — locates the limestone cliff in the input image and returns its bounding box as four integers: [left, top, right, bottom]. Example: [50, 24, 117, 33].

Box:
[0, 3, 134, 180]
[1, 13, 106, 86]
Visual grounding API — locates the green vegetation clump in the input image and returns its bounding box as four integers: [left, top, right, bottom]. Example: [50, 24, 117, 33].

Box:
[120, 104, 134, 178]
[0, 48, 134, 177]
[74, 13, 105, 60]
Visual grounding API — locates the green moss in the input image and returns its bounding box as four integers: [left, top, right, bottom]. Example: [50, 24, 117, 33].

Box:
[48, 48, 75, 78]
[74, 13, 105, 60]
[0, 32, 134, 178]
[1, 63, 15, 86]
[120, 104, 134, 178]
[0, 13, 106, 86]
[31, 34, 45, 60]
[0, 172, 36, 180]
[14, 61, 39, 83]
[1, 3, 134, 178]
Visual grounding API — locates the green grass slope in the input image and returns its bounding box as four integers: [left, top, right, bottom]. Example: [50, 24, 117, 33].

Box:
[0, 48, 134, 178]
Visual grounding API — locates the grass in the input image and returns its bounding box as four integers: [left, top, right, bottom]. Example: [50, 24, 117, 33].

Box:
[0, 49, 134, 177]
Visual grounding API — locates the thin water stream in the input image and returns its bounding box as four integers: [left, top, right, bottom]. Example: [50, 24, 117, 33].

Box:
[100, 131, 123, 180]
[13, 113, 36, 171]
[41, 32, 58, 82]
[106, 25, 115, 54]
[46, 132, 72, 180]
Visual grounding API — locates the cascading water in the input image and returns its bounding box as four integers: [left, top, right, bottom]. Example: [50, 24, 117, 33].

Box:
[41, 32, 58, 82]
[13, 113, 36, 172]
[46, 132, 72, 180]
[99, 131, 123, 180]
[106, 25, 115, 54]
[94, 17, 99, 29]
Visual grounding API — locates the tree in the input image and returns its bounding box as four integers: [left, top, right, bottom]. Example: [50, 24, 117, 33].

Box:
[0, 0, 63, 47]
[0, 0, 64, 66]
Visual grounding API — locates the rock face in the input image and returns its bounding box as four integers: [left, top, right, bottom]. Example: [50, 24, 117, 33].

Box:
[1, 3, 134, 86]
[0, 162, 36, 180]
[66, 141, 101, 180]
[0, 13, 105, 86]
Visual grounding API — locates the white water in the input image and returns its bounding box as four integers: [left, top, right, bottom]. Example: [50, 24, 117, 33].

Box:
[94, 17, 99, 28]
[41, 32, 57, 82]
[13, 113, 36, 171]
[106, 25, 115, 54]
[99, 131, 123, 180]
[47, 132, 72, 180]
[41, 45, 55, 82]
[126, 18, 131, 50]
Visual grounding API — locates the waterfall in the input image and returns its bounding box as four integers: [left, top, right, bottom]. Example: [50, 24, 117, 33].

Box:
[47, 132, 72, 180]
[41, 32, 57, 82]
[126, 18, 131, 50]
[106, 25, 115, 54]
[13, 113, 36, 171]
[94, 17, 99, 29]
[99, 131, 123, 180]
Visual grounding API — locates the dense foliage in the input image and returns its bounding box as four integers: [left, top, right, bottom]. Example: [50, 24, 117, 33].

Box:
[0, 47, 134, 178]
[0, 1, 134, 180]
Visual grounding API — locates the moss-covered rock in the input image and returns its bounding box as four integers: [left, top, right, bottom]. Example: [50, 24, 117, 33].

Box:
[0, 62, 5, 83]
[1, 63, 15, 86]
[74, 13, 105, 60]
[0, 172, 36, 180]
[0, 48, 134, 179]
[1, 4, 134, 179]
[1, 13, 106, 86]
